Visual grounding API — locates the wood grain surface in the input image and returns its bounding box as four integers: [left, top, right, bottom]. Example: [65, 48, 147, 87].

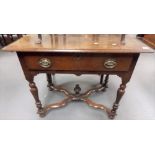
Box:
[2, 34, 154, 53]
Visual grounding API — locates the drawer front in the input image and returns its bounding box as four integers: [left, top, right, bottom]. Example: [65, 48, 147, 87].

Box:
[23, 54, 133, 72]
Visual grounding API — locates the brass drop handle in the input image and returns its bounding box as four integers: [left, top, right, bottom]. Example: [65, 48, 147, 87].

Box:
[104, 59, 117, 69]
[39, 58, 52, 68]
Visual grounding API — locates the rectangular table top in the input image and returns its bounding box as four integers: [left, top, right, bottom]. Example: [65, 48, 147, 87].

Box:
[2, 34, 154, 53]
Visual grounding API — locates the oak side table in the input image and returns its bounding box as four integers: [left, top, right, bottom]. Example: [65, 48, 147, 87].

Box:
[2, 34, 153, 119]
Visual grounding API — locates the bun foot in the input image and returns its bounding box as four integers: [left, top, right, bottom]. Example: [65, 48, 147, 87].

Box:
[108, 112, 116, 120]
[37, 109, 46, 118]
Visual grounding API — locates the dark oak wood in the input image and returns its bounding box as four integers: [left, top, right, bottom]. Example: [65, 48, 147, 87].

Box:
[137, 34, 155, 49]
[21, 53, 133, 72]
[2, 34, 153, 119]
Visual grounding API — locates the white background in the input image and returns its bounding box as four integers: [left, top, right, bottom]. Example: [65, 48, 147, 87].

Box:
[0, 0, 155, 34]
[0, 0, 155, 155]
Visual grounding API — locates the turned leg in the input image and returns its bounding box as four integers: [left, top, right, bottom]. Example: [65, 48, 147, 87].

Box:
[46, 73, 53, 90]
[109, 80, 127, 119]
[100, 74, 109, 87]
[100, 74, 104, 85]
[28, 76, 45, 117]
[104, 74, 109, 88]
